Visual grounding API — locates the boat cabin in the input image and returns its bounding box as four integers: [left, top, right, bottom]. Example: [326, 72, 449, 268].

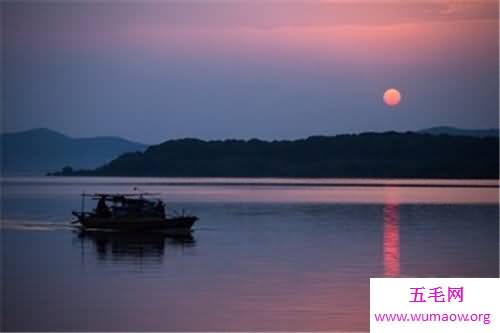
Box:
[86, 193, 166, 219]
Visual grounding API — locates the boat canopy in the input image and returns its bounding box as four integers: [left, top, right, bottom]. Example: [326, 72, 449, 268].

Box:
[81, 193, 160, 201]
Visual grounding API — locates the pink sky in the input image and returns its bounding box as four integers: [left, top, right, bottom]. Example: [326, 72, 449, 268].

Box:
[3, 0, 498, 141]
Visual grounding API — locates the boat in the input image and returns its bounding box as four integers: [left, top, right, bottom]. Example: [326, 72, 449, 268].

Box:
[72, 193, 197, 233]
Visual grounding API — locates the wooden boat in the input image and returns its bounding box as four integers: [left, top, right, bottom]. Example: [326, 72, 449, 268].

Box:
[72, 193, 197, 233]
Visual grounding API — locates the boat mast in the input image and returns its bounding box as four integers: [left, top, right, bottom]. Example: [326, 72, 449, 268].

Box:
[81, 192, 85, 214]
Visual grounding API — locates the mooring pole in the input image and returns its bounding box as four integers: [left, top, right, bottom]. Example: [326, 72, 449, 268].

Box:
[81, 192, 85, 215]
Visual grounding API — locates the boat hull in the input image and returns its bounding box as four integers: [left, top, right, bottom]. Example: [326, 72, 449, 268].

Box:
[74, 214, 197, 233]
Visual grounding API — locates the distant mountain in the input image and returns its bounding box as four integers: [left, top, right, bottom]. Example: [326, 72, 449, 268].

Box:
[419, 126, 498, 138]
[53, 132, 499, 179]
[1, 128, 147, 176]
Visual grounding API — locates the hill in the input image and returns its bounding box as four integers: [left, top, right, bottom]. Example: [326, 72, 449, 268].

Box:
[1, 128, 146, 176]
[419, 126, 498, 138]
[52, 132, 499, 179]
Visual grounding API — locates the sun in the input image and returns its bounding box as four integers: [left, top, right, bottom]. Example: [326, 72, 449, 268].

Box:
[383, 88, 402, 107]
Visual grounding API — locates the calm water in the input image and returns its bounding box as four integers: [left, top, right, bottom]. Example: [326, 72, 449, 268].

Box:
[1, 177, 499, 331]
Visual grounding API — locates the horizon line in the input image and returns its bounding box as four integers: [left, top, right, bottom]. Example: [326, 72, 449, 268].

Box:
[1, 125, 498, 145]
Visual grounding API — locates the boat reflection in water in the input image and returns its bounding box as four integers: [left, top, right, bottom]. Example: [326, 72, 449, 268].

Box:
[75, 229, 196, 263]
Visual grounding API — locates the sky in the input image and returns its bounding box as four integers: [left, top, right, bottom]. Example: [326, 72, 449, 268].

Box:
[2, 0, 499, 143]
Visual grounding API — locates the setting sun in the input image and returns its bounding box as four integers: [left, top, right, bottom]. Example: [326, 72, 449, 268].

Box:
[384, 88, 402, 107]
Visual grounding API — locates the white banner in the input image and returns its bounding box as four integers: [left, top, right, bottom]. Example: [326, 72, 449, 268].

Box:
[370, 278, 500, 333]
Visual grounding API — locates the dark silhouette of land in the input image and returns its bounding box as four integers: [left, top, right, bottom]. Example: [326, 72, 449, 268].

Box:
[50, 132, 499, 179]
[418, 126, 498, 138]
[1, 128, 146, 175]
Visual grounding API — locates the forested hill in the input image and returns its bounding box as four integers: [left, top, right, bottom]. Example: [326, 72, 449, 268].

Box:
[51, 132, 499, 179]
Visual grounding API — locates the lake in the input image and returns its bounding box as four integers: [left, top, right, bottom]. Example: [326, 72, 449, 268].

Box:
[1, 177, 498, 331]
